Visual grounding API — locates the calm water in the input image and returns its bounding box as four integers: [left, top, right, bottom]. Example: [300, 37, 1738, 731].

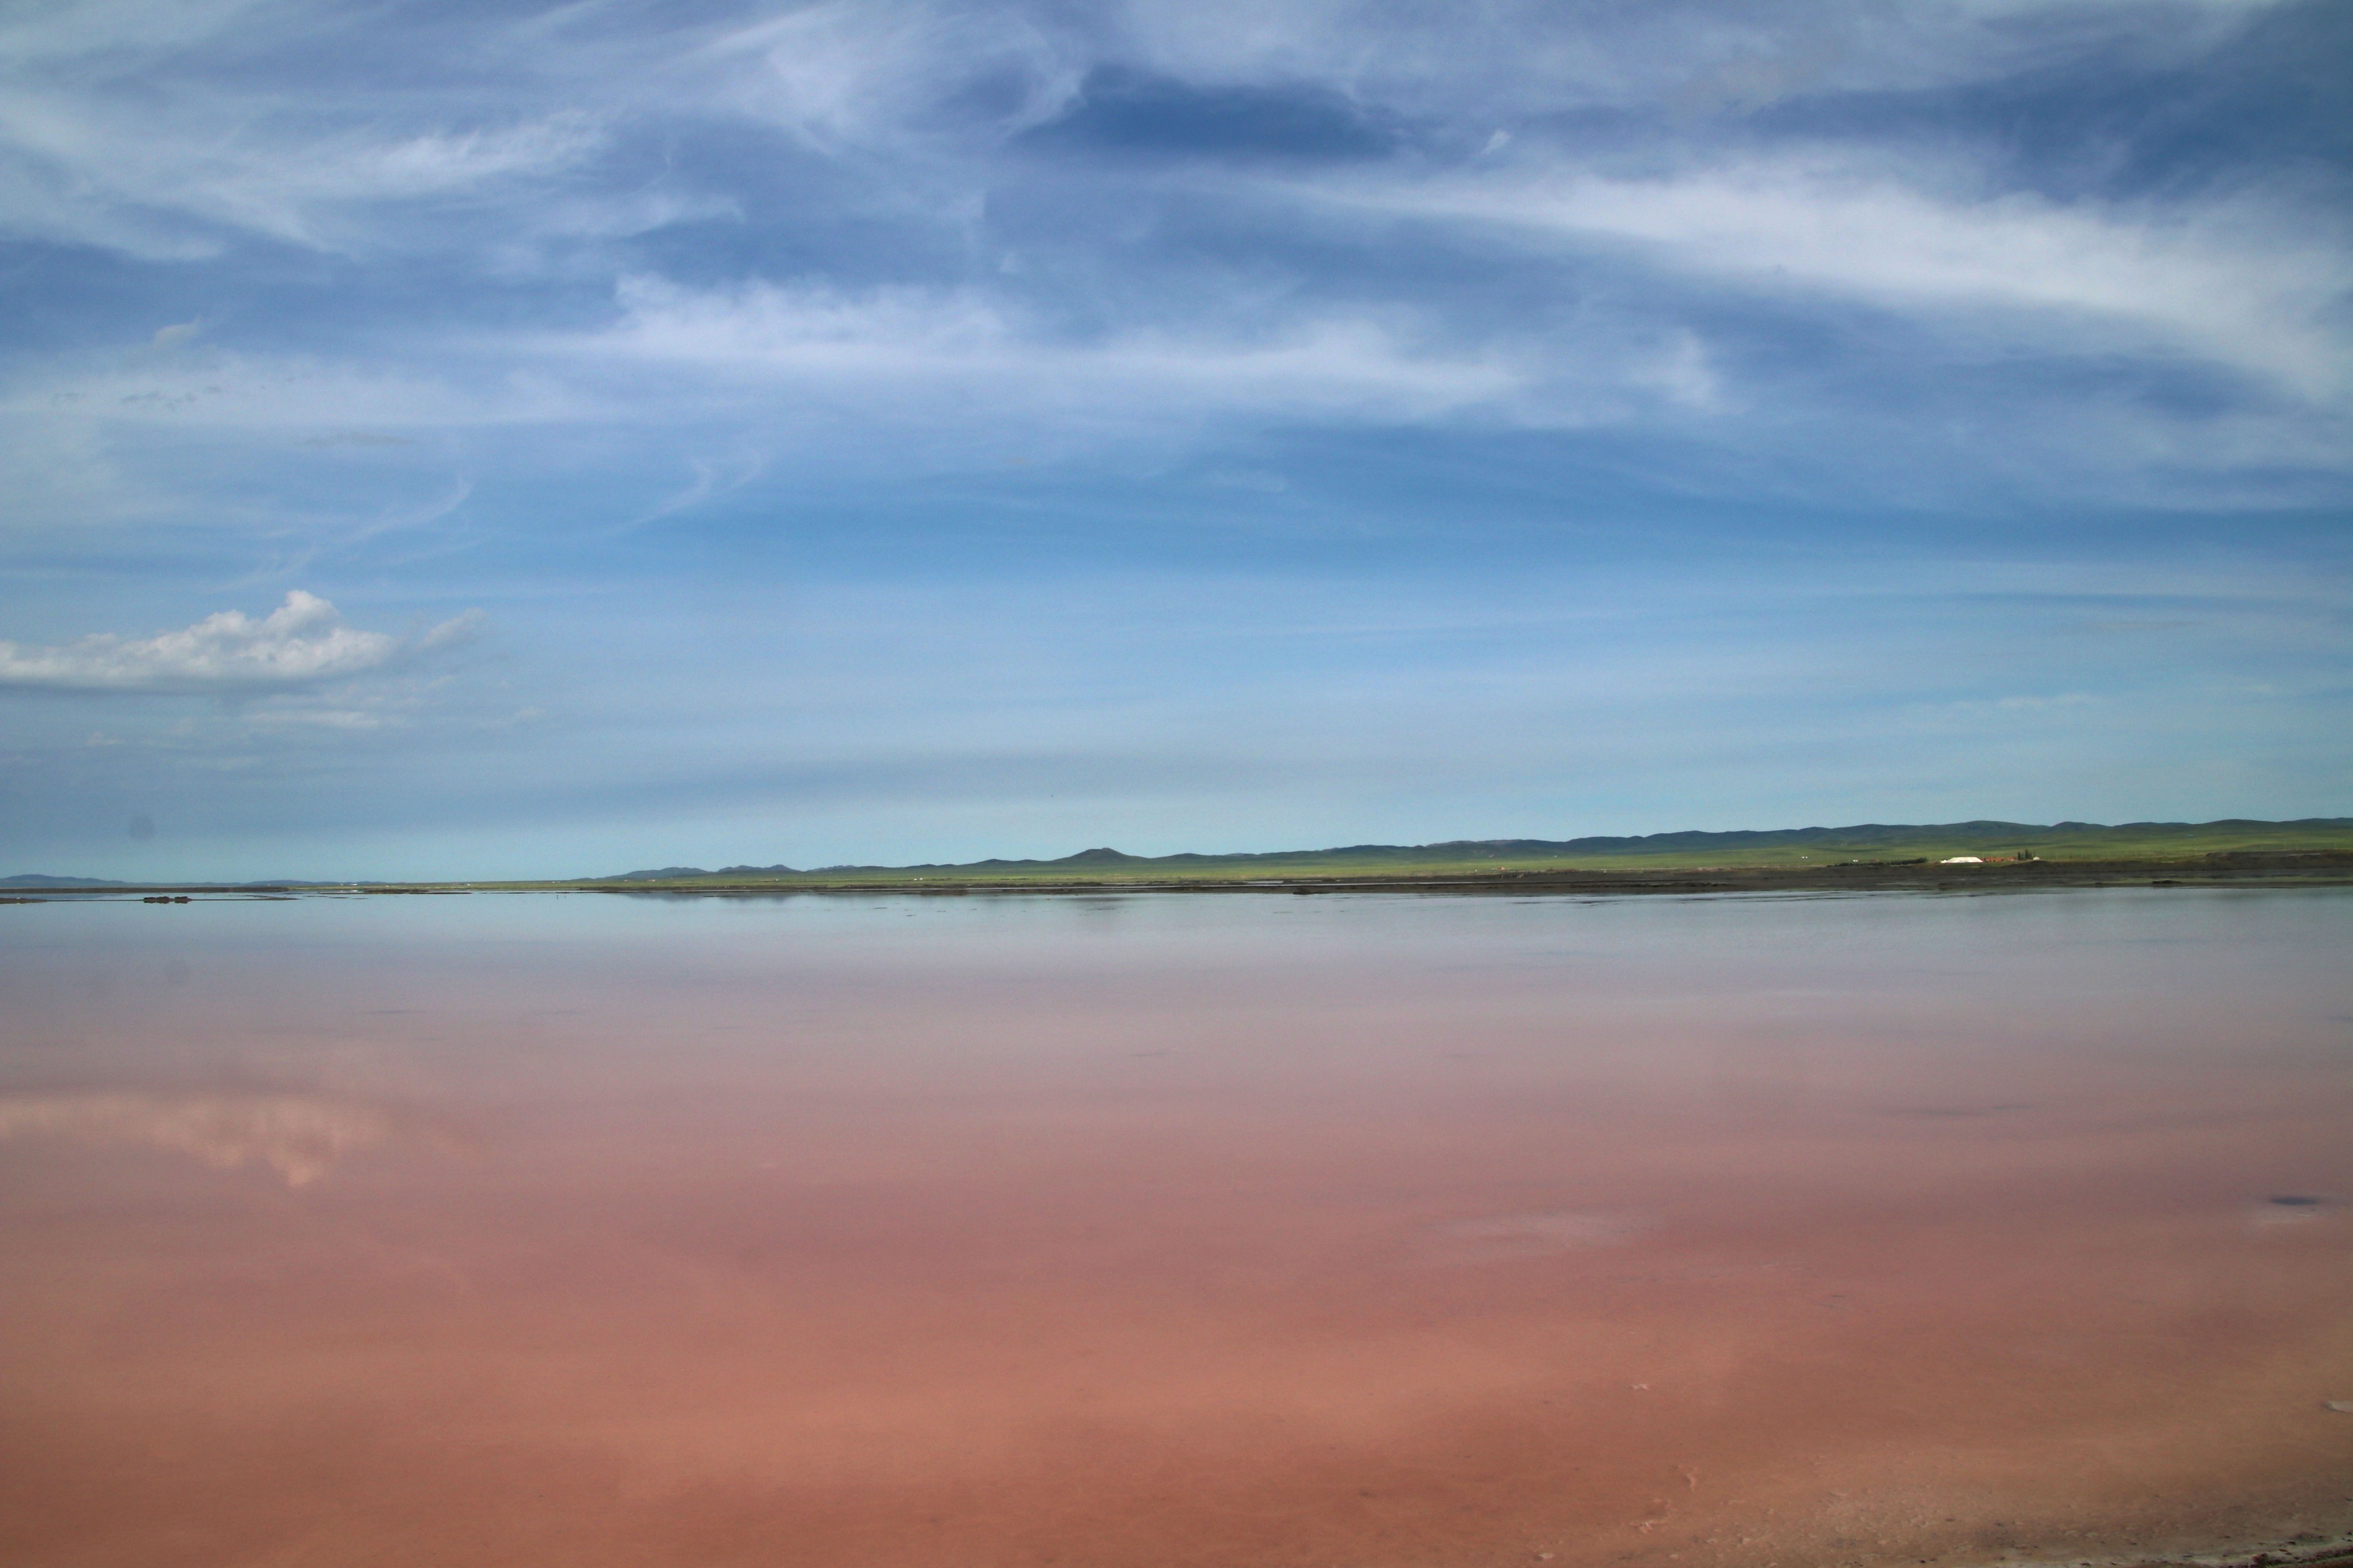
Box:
[2, 888, 2349, 1567]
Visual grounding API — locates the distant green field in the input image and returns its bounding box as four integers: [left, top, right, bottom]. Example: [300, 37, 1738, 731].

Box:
[535, 817, 2353, 890]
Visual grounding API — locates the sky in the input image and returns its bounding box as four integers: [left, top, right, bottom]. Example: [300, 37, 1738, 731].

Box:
[0, 0, 2346, 880]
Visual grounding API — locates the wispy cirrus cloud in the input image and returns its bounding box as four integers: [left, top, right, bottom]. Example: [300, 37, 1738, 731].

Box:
[1300, 154, 2349, 397]
[1094, 0, 2284, 105]
[682, 1, 1084, 151]
[0, 591, 480, 693]
[15, 348, 583, 435]
[0, 0, 2339, 498]
[536, 274, 1526, 430]
[0, 97, 608, 256]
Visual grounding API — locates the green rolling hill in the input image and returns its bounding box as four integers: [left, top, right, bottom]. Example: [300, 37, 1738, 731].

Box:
[586, 817, 2353, 888]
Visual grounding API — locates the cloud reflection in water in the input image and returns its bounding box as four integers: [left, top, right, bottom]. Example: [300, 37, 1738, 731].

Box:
[0, 1091, 398, 1187]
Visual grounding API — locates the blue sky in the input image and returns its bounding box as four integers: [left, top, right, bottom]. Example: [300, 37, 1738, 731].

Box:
[1, 0, 2346, 879]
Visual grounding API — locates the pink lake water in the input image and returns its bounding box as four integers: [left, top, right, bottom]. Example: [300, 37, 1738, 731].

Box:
[2, 886, 2349, 1567]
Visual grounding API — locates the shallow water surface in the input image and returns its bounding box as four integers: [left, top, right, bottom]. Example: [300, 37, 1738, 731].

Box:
[2, 888, 2349, 1566]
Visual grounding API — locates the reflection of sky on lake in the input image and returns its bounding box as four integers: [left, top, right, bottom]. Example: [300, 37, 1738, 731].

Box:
[1, 886, 2349, 1567]
[0, 1091, 396, 1187]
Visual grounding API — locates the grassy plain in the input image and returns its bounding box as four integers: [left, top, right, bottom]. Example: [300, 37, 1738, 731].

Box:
[546, 817, 2353, 891]
[13, 818, 2348, 897]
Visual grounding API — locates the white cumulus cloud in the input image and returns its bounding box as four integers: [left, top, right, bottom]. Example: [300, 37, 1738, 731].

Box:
[0, 591, 480, 693]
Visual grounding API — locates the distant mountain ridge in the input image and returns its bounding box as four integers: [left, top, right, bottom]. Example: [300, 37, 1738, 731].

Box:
[602, 817, 2353, 881]
[606, 862, 804, 881]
